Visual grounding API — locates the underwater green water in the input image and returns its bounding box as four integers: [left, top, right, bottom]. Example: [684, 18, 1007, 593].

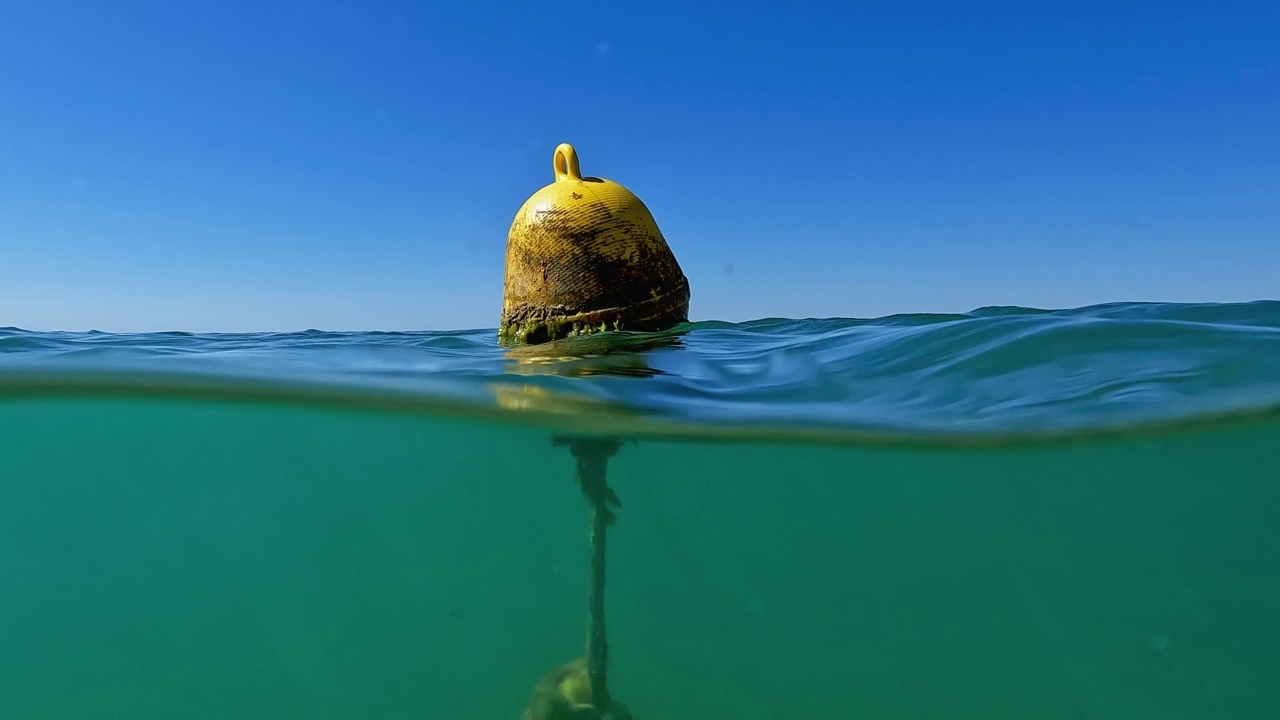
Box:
[2, 396, 1277, 719]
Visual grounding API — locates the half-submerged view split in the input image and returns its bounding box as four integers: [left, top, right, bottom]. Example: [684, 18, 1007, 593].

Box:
[4, 120, 1279, 719]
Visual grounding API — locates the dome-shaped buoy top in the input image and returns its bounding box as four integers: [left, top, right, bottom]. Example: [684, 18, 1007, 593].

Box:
[499, 143, 691, 345]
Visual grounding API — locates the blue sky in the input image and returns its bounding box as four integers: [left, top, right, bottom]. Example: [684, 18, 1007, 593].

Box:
[2, 1, 1277, 332]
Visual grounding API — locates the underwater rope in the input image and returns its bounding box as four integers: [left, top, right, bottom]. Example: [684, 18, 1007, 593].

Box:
[554, 436, 623, 713]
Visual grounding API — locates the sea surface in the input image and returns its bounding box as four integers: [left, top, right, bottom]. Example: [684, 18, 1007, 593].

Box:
[2, 301, 1279, 719]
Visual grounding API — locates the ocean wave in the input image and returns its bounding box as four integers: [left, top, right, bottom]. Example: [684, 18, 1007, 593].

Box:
[2, 301, 1279, 443]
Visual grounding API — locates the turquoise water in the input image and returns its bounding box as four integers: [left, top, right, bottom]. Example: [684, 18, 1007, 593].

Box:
[2, 302, 1279, 718]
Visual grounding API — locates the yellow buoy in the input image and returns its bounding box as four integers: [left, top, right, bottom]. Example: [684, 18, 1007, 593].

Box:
[500, 143, 691, 345]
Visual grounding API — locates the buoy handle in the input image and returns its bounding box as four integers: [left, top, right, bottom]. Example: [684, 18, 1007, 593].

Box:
[554, 143, 583, 182]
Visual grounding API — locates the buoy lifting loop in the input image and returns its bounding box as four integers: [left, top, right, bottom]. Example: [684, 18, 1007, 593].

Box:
[554, 143, 584, 182]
